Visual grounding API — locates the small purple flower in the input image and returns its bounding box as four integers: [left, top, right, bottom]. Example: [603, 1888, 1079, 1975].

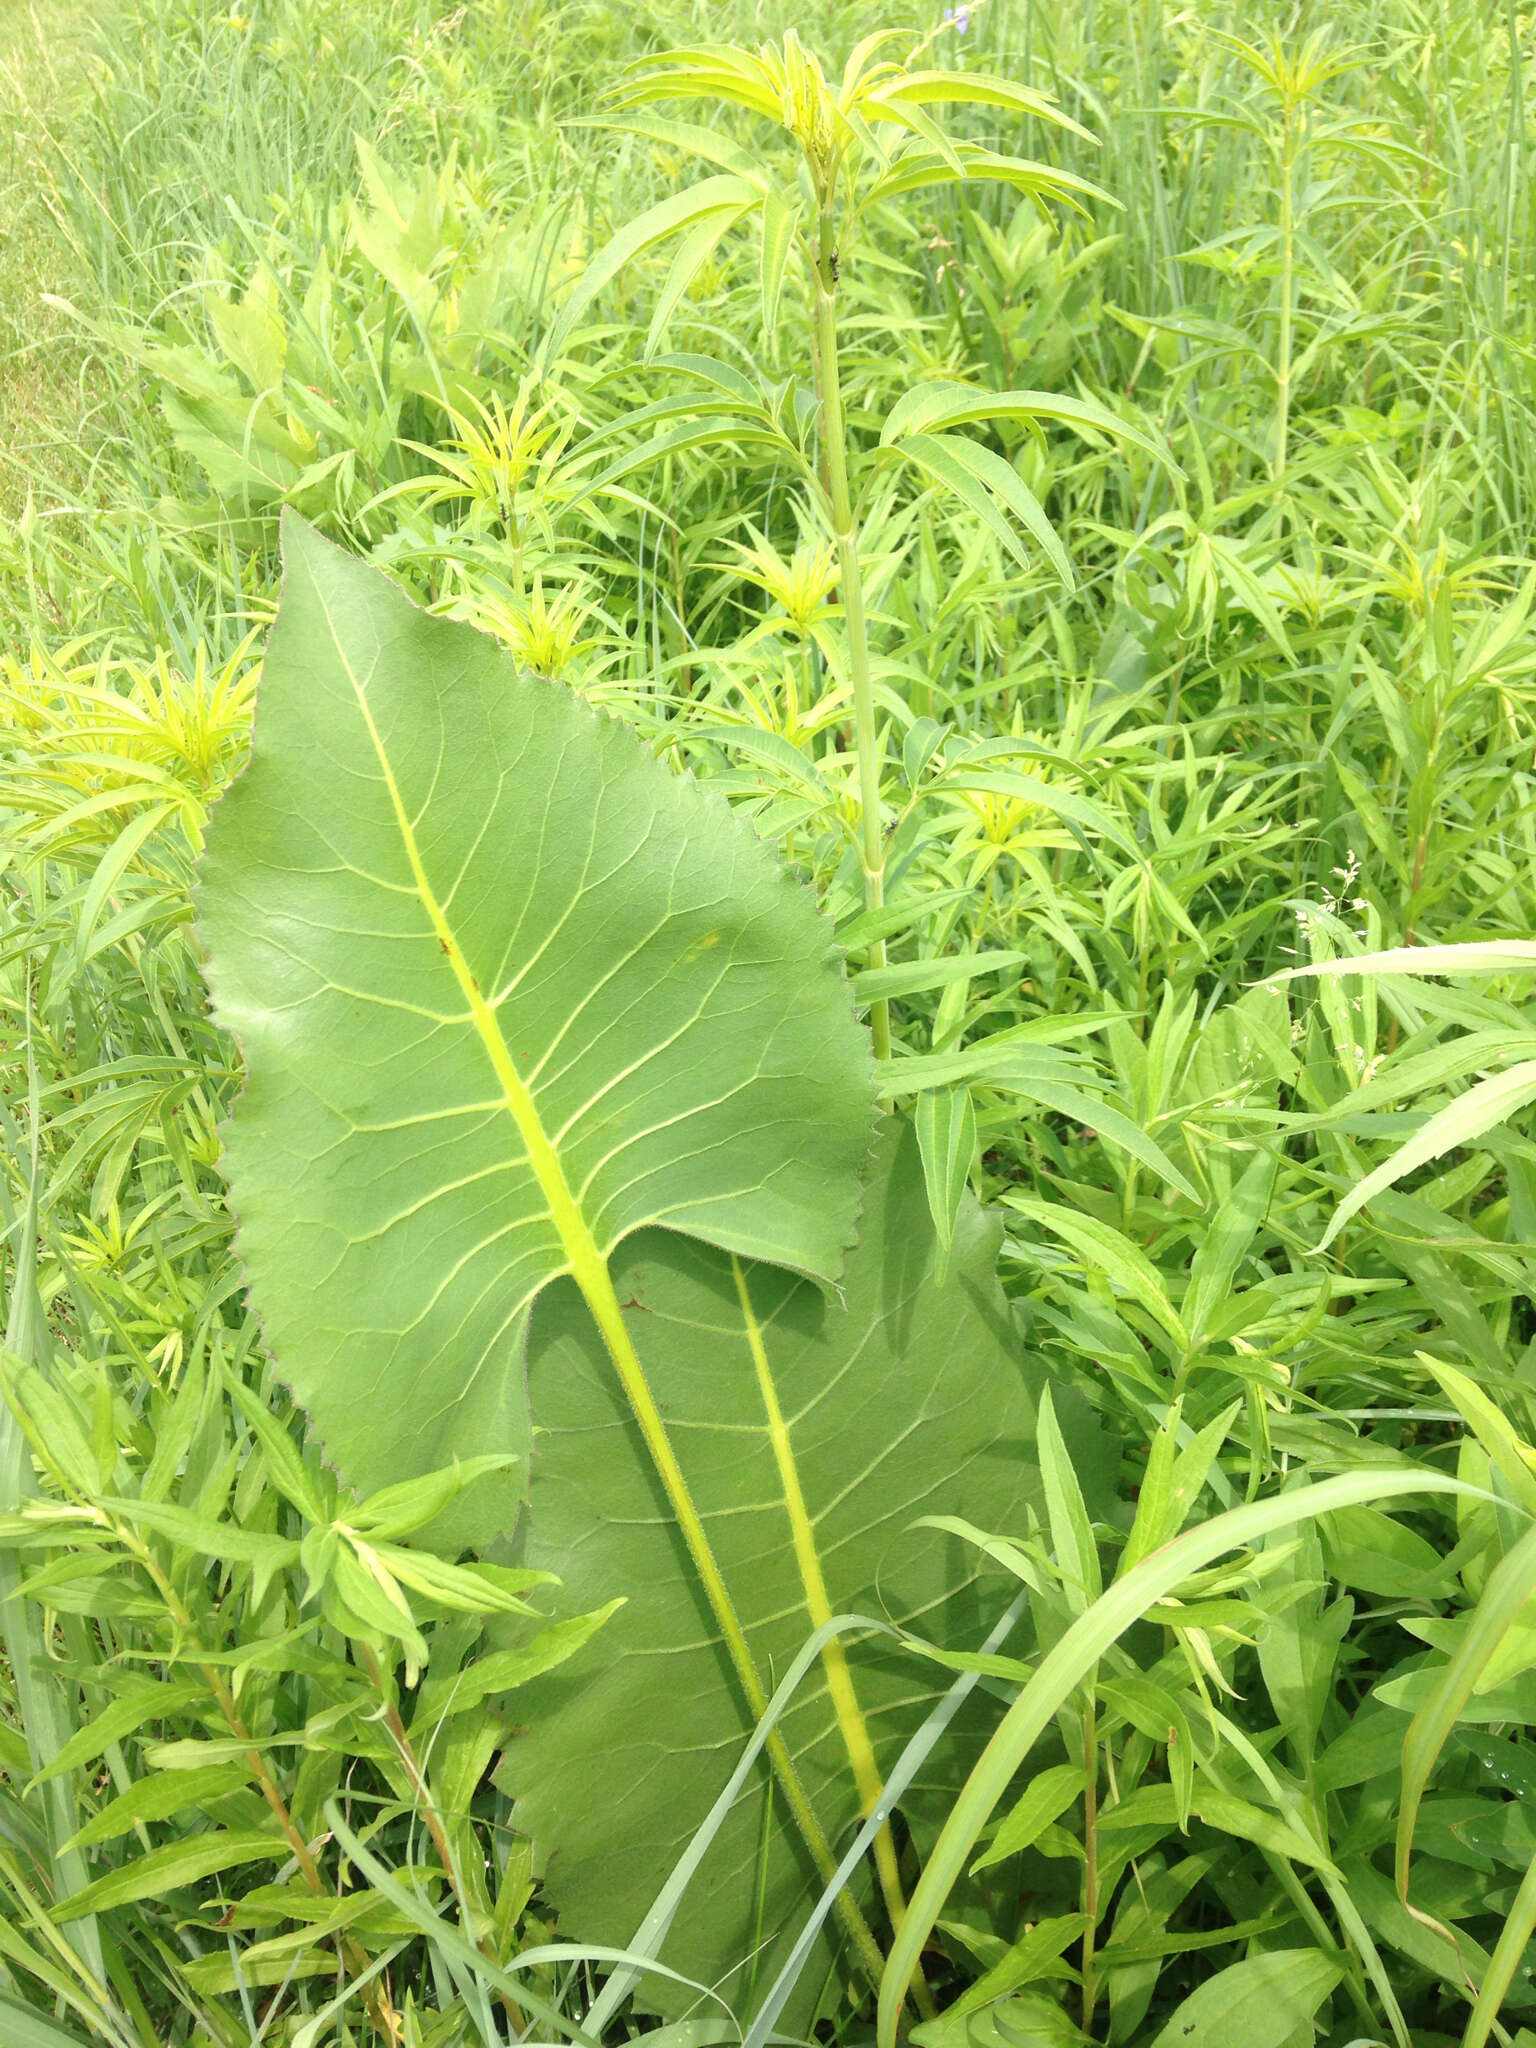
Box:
[943, 5, 970, 32]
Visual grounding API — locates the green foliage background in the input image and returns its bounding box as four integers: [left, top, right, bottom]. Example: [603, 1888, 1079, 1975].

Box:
[4, 0, 1536, 2043]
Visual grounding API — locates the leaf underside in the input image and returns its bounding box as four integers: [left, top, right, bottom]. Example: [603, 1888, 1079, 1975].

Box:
[500, 1126, 1044, 2022]
[197, 515, 875, 1545]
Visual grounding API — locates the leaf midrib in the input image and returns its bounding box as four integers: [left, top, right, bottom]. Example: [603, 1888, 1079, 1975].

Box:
[322, 590, 596, 1302]
[730, 1257, 904, 1926]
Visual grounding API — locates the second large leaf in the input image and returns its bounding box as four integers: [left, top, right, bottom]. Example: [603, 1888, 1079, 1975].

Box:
[196, 516, 874, 1539]
[502, 1126, 1045, 2020]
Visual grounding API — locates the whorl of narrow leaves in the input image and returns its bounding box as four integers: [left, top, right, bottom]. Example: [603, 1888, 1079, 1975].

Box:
[196, 515, 875, 1541]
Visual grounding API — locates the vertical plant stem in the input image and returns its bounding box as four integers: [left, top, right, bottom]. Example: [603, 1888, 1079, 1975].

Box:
[1274, 96, 1296, 484]
[111, 1525, 326, 1889]
[812, 217, 890, 1059]
[0, 1019, 104, 1981]
[358, 1644, 472, 1921]
[1080, 1696, 1100, 2035]
[107, 1522, 404, 2040]
[670, 514, 694, 697]
[359, 1641, 537, 2037]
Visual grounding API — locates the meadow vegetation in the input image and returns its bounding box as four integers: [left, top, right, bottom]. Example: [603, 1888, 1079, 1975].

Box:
[4, 1, 1536, 2044]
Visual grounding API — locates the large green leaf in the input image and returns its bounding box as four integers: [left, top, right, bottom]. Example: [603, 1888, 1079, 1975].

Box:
[197, 515, 874, 1544]
[1146, 1950, 1343, 2048]
[500, 1126, 1044, 2019]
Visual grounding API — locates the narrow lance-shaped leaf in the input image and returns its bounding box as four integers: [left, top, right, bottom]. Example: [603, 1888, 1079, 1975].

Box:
[645, 208, 746, 359]
[58, 1764, 253, 1853]
[609, 47, 785, 124]
[1311, 1057, 1536, 1253]
[542, 176, 763, 365]
[862, 144, 1113, 215]
[501, 1128, 1045, 2023]
[197, 515, 875, 1547]
[882, 380, 1176, 474]
[51, 1832, 287, 1923]
[913, 1086, 975, 1278]
[1415, 1352, 1536, 1519]
[759, 181, 801, 337]
[864, 73, 1099, 144]
[1268, 940, 1536, 980]
[570, 111, 768, 181]
[853, 951, 1027, 1004]
[888, 433, 1073, 587]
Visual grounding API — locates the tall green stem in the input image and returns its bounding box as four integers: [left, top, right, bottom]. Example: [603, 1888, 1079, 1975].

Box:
[0, 1027, 104, 1983]
[813, 218, 890, 1060]
[1080, 1697, 1100, 2034]
[1274, 99, 1296, 484]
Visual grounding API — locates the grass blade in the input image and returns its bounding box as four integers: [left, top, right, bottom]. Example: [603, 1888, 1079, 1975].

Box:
[1396, 1517, 1536, 1903]
[877, 1468, 1477, 2048]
